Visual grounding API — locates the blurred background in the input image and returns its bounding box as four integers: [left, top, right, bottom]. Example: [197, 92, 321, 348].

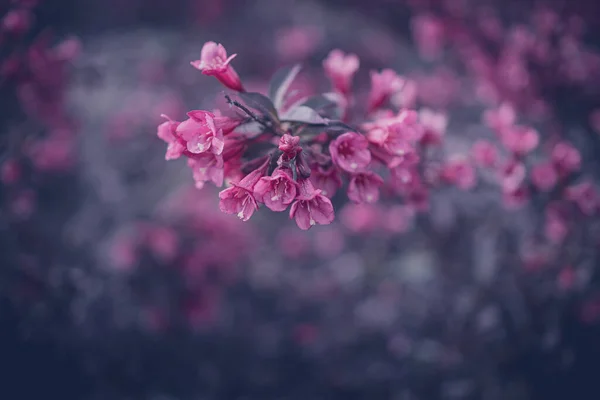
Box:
[1, 0, 600, 399]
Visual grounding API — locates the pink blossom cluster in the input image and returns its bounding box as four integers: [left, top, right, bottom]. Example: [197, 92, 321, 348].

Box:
[1, 0, 80, 220]
[107, 187, 256, 330]
[158, 41, 482, 229]
[472, 102, 599, 245]
[408, 0, 600, 129]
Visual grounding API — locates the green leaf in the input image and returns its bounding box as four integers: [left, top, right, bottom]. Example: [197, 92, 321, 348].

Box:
[238, 92, 279, 123]
[300, 93, 343, 119]
[281, 105, 328, 124]
[268, 64, 302, 111]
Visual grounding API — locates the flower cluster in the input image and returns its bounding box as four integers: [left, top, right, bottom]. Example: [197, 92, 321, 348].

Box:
[1, 0, 80, 221]
[106, 187, 256, 330]
[470, 102, 599, 245]
[158, 42, 476, 229]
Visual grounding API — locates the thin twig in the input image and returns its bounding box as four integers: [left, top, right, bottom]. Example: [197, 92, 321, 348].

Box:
[225, 94, 266, 127]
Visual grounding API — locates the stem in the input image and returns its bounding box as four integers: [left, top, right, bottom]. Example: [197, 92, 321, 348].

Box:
[225, 94, 267, 127]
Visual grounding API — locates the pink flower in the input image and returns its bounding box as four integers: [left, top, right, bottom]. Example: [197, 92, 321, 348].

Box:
[551, 141, 581, 177]
[391, 166, 421, 193]
[2, 9, 31, 35]
[347, 171, 384, 203]
[187, 110, 241, 135]
[565, 182, 599, 215]
[483, 103, 516, 133]
[28, 133, 75, 172]
[323, 49, 360, 96]
[218, 162, 267, 221]
[278, 133, 301, 156]
[367, 69, 405, 113]
[176, 113, 224, 155]
[289, 179, 335, 230]
[187, 153, 224, 189]
[500, 125, 539, 156]
[363, 108, 418, 132]
[143, 226, 178, 262]
[405, 184, 429, 212]
[411, 14, 445, 61]
[366, 110, 422, 157]
[500, 160, 526, 192]
[253, 168, 298, 211]
[309, 164, 342, 197]
[190, 41, 244, 92]
[441, 157, 477, 190]
[545, 204, 569, 244]
[471, 140, 498, 168]
[367, 126, 415, 161]
[502, 185, 530, 209]
[329, 132, 371, 172]
[530, 162, 557, 191]
[390, 79, 418, 109]
[157, 115, 185, 160]
[418, 108, 447, 146]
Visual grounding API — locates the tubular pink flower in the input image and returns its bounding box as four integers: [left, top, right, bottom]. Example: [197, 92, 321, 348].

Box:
[530, 162, 557, 191]
[190, 41, 244, 92]
[411, 14, 445, 61]
[363, 108, 419, 132]
[218, 186, 258, 221]
[551, 141, 581, 176]
[323, 49, 360, 96]
[367, 126, 411, 157]
[483, 103, 516, 133]
[347, 171, 384, 203]
[502, 185, 530, 209]
[391, 166, 421, 193]
[278, 133, 301, 156]
[391, 79, 418, 109]
[369, 144, 416, 170]
[157, 115, 185, 160]
[405, 184, 429, 212]
[544, 204, 569, 243]
[2, 9, 31, 35]
[418, 108, 447, 146]
[187, 110, 242, 135]
[218, 160, 268, 221]
[310, 164, 342, 197]
[366, 110, 422, 157]
[187, 153, 224, 189]
[329, 132, 371, 173]
[253, 168, 298, 212]
[471, 140, 498, 168]
[289, 179, 335, 230]
[367, 69, 405, 113]
[500, 160, 526, 192]
[441, 157, 477, 190]
[177, 113, 224, 155]
[501, 125, 539, 156]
